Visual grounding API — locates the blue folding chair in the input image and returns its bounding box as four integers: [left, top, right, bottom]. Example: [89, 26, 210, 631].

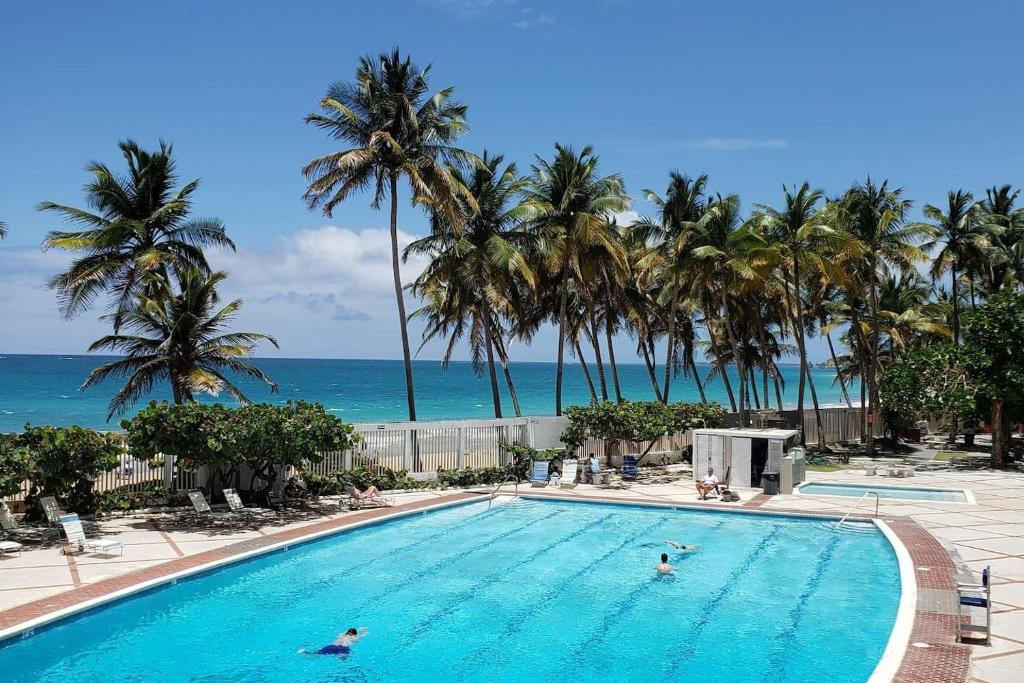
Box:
[529, 460, 550, 487]
[622, 454, 639, 480]
[956, 566, 991, 644]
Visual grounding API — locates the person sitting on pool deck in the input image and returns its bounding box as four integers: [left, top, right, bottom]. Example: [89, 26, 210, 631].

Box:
[301, 627, 368, 656]
[695, 467, 720, 500]
[656, 553, 675, 574]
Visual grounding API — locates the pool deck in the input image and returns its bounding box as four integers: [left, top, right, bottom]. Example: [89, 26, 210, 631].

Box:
[1, 467, 1022, 682]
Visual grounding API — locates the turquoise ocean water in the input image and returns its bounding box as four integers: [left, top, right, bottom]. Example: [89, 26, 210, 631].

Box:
[0, 354, 853, 431]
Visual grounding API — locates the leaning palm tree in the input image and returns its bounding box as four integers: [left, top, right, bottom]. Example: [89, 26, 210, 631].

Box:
[406, 151, 535, 418]
[917, 190, 990, 343]
[40, 140, 234, 331]
[82, 267, 278, 419]
[520, 144, 630, 415]
[302, 49, 474, 421]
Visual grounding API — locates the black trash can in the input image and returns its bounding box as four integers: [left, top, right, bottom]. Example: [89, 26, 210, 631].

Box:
[761, 471, 780, 495]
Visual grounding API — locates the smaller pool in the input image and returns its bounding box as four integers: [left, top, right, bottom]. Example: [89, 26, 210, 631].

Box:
[798, 482, 969, 503]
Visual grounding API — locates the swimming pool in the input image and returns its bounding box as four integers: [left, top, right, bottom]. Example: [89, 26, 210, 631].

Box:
[798, 481, 970, 503]
[0, 498, 902, 682]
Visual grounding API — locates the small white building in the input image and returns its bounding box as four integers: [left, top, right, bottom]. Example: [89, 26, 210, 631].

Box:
[691, 428, 801, 489]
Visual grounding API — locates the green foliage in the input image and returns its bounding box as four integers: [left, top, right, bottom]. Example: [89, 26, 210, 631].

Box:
[437, 466, 513, 488]
[561, 401, 726, 458]
[961, 291, 1024, 408]
[878, 344, 976, 437]
[123, 401, 236, 471]
[0, 435, 32, 499]
[18, 424, 122, 517]
[94, 482, 178, 512]
[302, 467, 428, 496]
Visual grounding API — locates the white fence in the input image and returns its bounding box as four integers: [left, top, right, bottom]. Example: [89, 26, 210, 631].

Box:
[4, 407, 876, 503]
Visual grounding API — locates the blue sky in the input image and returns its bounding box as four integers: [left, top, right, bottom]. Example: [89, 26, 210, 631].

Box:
[1, 0, 1021, 361]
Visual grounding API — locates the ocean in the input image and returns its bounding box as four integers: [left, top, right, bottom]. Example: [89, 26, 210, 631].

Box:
[0, 354, 854, 432]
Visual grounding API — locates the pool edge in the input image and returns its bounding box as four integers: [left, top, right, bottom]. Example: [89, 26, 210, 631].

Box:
[794, 481, 975, 505]
[869, 519, 917, 683]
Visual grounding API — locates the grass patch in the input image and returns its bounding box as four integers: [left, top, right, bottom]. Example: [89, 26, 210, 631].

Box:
[934, 451, 963, 462]
[806, 463, 843, 472]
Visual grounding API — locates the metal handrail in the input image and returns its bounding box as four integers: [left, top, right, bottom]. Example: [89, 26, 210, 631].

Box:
[833, 491, 880, 528]
[488, 473, 519, 508]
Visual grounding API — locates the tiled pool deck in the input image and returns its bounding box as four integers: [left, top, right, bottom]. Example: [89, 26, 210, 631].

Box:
[1, 467, 1022, 682]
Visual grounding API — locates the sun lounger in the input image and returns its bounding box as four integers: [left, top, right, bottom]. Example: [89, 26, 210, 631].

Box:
[40, 496, 61, 527]
[529, 460, 550, 487]
[59, 514, 124, 556]
[223, 488, 273, 517]
[2, 501, 55, 541]
[344, 485, 394, 510]
[0, 504, 23, 557]
[185, 490, 239, 524]
[560, 458, 579, 489]
[0, 539, 21, 557]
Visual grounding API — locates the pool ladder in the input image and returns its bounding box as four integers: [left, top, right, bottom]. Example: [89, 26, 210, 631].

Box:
[833, 492, 880, 529]
[488, 473, 519, 508]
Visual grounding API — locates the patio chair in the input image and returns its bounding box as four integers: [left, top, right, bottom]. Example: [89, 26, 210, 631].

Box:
[715, 467, 732, 498]
[585, 457, 611, 486]
[184, 490, 238, 524]
[0, 504, 23, 557]
[40, 496, 61, 527]
[621, 454, 639, 480]
[59, 514, 123, 557]
[344, 485, 394, 510]
[223, 488, 273, 517]
[529, 460, 550, 487]
[2, 501, 55, 542]
[956, 566, 991, 644]
[559, 458, 579, 489]
[0, 538, 21, 557]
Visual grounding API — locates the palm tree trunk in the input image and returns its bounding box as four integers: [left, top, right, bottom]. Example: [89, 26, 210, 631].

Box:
[389, 175, 416, 421]
[787, 267, 807, 423]
[492, 332, 522, 417]
[705, 315, 737, 411]
[639, 334, 664, 402]
[574, 340, 599, 404]
[483, 315, 502, 418]
[588, 302, 609, 401]
[605, 320, 623, 403]
[662, 288, 679, 402]
[867, 254, 881, 452]
[805, 361, 825, 446]
[555, 274, 569, 416]
[688, 355, 708, 403]
[991, 398, 1007, 468]
[748, 367, 761, 409]
[721, 291, 746, 426]
[951, 264, 960, 344]
[773, 370, 784, 411]
[826, 331, 853, 408]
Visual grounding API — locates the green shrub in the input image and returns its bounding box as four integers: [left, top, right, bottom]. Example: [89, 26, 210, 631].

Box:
[302, 466, 429, 495]
[437, 465, 512, 488]
[94, 482, 174, 512]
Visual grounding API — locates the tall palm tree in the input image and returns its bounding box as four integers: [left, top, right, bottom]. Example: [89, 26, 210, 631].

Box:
[690, 195, 777, 427]
[82, 267, 278, 419]
[980, 185, 1024, 291]
[917, 190, 990, 343]
[835, 179, 932, 449]
[406, 152, 535, 418]
[0, 221, 6, 239]
[639, 172, 708, 402]
[302, 49, 474, 421]
[753, 183, 854, 442]
[520, 144, 629, 415]
[40, 140, 234, 331]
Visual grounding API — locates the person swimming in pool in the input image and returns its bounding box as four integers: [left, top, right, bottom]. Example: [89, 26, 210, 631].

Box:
[665, 540, 700, 553]
[656, 553, 675, 574]
[300, 627, 368, 656]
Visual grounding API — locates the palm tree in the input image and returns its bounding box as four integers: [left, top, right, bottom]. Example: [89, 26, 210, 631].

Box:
[82, 267, 278, 419]
[0, 221, 6, 239]
[980, 185, 1024, 291]
[302, 49, 474, 421]
[406, 152, 535, 418]
[690, 195, 777, 427]
[835, 179, 932, 449]
[639, 172, 708, 402]
[40, 140, 234, 331]
[520, 144, 629, 415]
[753, 183, 854, 443]
[917, 190, 990, 343]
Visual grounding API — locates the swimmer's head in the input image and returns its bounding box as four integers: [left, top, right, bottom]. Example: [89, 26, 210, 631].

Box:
[661, 553, 668, 563]
[346, 628, 358, 636]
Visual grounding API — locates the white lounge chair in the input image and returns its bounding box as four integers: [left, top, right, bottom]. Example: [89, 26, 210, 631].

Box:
[529, 460, 550, 487]
[344, 485, 394, 510]
[0, 503, 22, 557]
[40, 496, 61, 527]
[0, 539, 21, 557]
[2, 501, 53, 542]
[223, 488, 273, 517]
[560, 458, 579, 489]
[184, 490, 239, 524]
[59, 514, 123, 556]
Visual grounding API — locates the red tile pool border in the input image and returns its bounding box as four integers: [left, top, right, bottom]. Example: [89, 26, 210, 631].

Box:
[0, 490, 972, 682]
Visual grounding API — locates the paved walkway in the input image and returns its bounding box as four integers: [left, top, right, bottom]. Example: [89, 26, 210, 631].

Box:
[1, 466, 1022, 682]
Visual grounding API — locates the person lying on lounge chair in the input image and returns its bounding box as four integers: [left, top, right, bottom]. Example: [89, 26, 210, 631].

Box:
[695, 467, 720, 500]
[301, 627, 368, 656]
[352, 485, 384, 501]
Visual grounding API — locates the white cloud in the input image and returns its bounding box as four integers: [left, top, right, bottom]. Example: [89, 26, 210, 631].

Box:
[512, 8, 555, 28]
[428, 0, 517, 19]
[681, 138, 789, 152]
[611, 210, 641, 226]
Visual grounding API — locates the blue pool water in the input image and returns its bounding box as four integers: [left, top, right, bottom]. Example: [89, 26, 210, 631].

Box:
[799, 482, 968, 503]
[0, 499, 901, 682]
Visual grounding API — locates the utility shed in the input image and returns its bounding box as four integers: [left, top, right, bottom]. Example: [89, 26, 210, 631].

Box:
[691, 428, 800, 488]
